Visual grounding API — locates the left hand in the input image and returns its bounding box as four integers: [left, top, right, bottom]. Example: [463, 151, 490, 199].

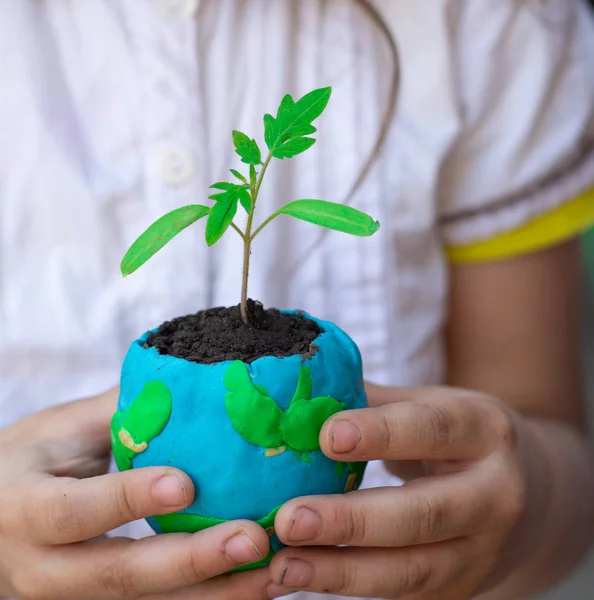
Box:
[0, 390, 274, 600]
[267, 384, 531, 599]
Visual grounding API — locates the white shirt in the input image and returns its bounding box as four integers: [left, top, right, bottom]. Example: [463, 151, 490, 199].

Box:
[1, 1, 594, 599]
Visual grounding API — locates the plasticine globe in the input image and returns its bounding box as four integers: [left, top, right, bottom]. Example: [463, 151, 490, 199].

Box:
[111, 311, 367, 569]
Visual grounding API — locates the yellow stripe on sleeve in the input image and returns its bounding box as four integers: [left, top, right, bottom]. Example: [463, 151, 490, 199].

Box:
[446, 188, 594, 264]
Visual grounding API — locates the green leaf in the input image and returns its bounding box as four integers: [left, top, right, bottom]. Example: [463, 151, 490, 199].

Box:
[207, 192, 228, 202]
[210, 182, 236, 191]
[280, 396, 345, 452]
[280, 90, 329, 141]
[230, 169, 248, 184]
[224, 361, 284, 448]
[265, 87, 332, 157]
[205, 190, 240, 246]
[277, 93, 295, 118]
[249, 164, 257, 187]
[208, 181, 251, 213]
[238, 187, 252, 214]
[232, 130, 262, 165]
[263, 113, 276, 151]
[282, 122, 317, 138]
[278, 200, 380, 236]
[271, 137, 316, 159]
[121, 205, 210, 276]
[290, 87, 332, 126]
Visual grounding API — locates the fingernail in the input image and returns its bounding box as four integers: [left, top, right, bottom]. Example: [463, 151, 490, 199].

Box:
[278, 558, 314, 587]
[224, 532, 263, 565]
[152, 474, 186, 506]
[288, 507, 322, 542]
[266, 583, 289, 598]
[331, 419, 361, 453]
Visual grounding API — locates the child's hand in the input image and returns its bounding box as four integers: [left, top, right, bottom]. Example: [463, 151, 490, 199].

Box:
[269, 384, 531, 599]
[0, 390, 271, 600]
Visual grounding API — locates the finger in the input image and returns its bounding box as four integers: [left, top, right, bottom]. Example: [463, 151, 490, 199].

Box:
[51, 389, 122, 476]
[2, 388, 119, 455]
[2, 389, 121, 479]
[59, 388, 121, 453]
[321, 388, 508, 461]
[78, 386, 121, 439]
[13, 467, 194, 545]
[275, 474, 497, 548]
[267, 541, 471, 599]
[364, 382, 417, 408]
[70, 386, 120, 428]
[145, 568, 272, 600]
[397, 578, 486, 600]
[33, 387, 119, 439]
[31, 522, 270, 599]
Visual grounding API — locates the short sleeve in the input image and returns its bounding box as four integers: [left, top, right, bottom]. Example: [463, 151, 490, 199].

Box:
[439, 0, 594, 260]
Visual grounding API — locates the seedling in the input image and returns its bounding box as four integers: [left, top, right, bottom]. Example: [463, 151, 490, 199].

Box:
[120, 87, 380, 323]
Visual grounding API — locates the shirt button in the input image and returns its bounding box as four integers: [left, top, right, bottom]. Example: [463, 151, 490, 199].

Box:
[159, 0, 200, 18]
[159, 146, 195, 186]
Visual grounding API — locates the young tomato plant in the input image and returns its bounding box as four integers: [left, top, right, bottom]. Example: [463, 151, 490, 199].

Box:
[121, 87, 380, 323]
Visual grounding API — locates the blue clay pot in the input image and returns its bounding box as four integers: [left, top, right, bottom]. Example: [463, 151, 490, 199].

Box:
[112, 311, 367, 561]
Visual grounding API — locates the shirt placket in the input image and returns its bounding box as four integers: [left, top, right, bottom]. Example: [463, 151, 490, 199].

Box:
[124, 0, 208, 329]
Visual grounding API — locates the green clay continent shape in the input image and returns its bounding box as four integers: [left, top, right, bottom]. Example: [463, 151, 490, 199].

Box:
[111, 380, 173, 472]
[155, 504, 279, 535]
[280, 395, 346, 452]
[110, 419, 136, 471]
[289, 365, 313, 404]
[224, 361, 284, 449]
[348, 461, 368, 490]
[154, 505, 280, 572]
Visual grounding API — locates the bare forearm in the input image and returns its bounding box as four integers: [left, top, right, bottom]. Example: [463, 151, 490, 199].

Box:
[479, 416, 594, 599]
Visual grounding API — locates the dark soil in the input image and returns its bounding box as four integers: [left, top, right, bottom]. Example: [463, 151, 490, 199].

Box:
[145, 299, 322, 364]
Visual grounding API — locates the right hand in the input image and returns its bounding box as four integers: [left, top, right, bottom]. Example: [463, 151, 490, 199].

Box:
[0, 389, 272, 599]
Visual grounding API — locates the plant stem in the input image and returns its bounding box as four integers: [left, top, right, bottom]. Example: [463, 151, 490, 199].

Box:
[250, 210, 280, 240]
[230, 223, 245, 240]
[240, 154, 272, 323]
[240, 234, 251, 323]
